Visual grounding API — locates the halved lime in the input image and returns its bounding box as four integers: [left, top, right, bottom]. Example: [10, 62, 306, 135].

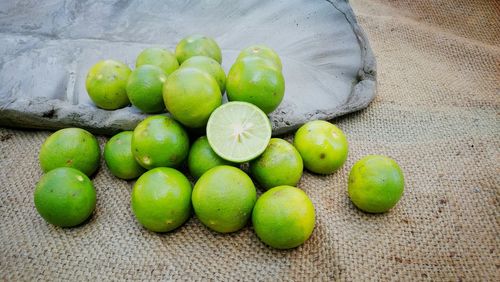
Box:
[206, 102, 272, 163]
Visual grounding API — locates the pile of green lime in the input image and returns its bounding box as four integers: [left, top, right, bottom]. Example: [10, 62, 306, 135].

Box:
[34, 35, 404, 250]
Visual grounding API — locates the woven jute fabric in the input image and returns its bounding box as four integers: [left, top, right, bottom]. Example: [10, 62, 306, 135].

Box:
[1, 0, 499, 280]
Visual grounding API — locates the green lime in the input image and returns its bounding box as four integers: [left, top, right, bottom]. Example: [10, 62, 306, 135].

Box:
[131, 167, 192, 232]
[252, 185, 315, 249]
[187, 136, 236, 179]
[249, 138, 303, 190]
[136, 47, 179, 75]
[163, 67, 221, 128]
[39, 128, 100, 176]
[192, 166, 256, 233]
[126, 65, 168, 113]
[175, 34, 222, 64]
[237, 45, 282, 71]
[206, 102, 272, 163]
[293, 120, 348, 174]
[85, 60, 131, 110]
[180, 56, 226, 92]
[348, 155, 404, 213]
[34, 167, 96, 227]
[234, 56, 280, 71]
[131, 115, 189, 169]
[226, 57, 285, 114]
[104, 131, 146, 180]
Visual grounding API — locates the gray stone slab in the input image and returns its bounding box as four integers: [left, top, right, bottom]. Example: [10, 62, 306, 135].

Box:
[0, 0, 376, 135]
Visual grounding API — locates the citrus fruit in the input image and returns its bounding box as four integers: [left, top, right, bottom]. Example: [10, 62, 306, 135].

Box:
[234, 56, 280, 71]
[135, 47, 179, 75]
[126, 65, 168, 113]
[237, 45, 282, 71]
[34, 167, 96, 227]
[293, 120, 348, 174]
[192, 166, 256, 233]
[348, 155, 404, 213]
[226, 57, 285, 114]
[249, 138, 303, 190]
[187, 136, 236, 179]
[85, 60, 131, 110]
[131, 167, 192, 232]
[131, 115, 189, 169]
[206, 101, 272, 163]
[39, 128, 100, 176]
[175, 34, 222, 64]
[180, 56, 226, 92]
[104, 131, 146, 180]
[252, 185, 315, 249]
[163, 67, 221, 128]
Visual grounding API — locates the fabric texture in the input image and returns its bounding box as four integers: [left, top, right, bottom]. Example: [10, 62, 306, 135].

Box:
[1, 0, 498, 280]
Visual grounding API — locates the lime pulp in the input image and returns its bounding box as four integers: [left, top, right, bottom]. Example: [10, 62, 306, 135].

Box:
[206, 102, 272, 163]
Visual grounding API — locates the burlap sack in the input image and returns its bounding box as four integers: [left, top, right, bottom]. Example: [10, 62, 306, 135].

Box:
[1, 0, 498, 280]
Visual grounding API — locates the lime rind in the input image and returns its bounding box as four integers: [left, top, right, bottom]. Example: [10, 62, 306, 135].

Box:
[206, 102, 272, 163]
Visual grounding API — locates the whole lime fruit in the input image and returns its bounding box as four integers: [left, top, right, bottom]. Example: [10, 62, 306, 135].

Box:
[126, 65, 168, 113]
[187, 136, 235, 179]
[180, 56, 226, 92]
[249, 138, 303, 190]
[294, 120, 348, 174]
[85, 60, 131, 110]
[252, 185, 315, 249]
[175, 35, 222, 64]
[34, 167, 96, 227]
[131, 115, 189, 169]
[192, 166, 256, 233]
[136, 47, 179, 75]
[39, 128, 100, 176]
[226, 57, 285, 114]
[348, 155, 404, 213]
[237, 45, 282, 71]
[163, 67, 221, 128]
[131, 167, 192, 232]
[104, 131, 145, 180]
[234, 55, 280, 71]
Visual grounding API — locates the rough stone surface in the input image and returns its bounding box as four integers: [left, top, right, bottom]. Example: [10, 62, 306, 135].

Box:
[0, 0, 376, 135]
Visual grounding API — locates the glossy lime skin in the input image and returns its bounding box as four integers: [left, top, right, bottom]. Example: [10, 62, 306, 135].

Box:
[294, 120, 348, 174]
[131, 167, 192, 232]
[131, 115, 190, 169]
[249, 138, 303, 190]
[39, 128, 101, 176]
[126, 65, 168, 113]
[180, 56, 226, 93]
[175, 35, 222, 64]
[252, 186, 315, 249]
[187, 136, 235, 179]
[34, 167, 96, 227]
[136, 47, 179, 75]
[163, 68, 221, 128]
[226, 57, 285, 114]
[237, 45, 282, 71]
[192, 166, 256, 233]
[234, 56, 280, 71]
[348, 155, 404, 213]
[85, 60, 131, 110]
[104, 131, 146, 180]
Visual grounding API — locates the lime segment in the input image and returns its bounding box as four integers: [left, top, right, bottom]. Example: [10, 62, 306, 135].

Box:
[206, 102, 272, 163]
